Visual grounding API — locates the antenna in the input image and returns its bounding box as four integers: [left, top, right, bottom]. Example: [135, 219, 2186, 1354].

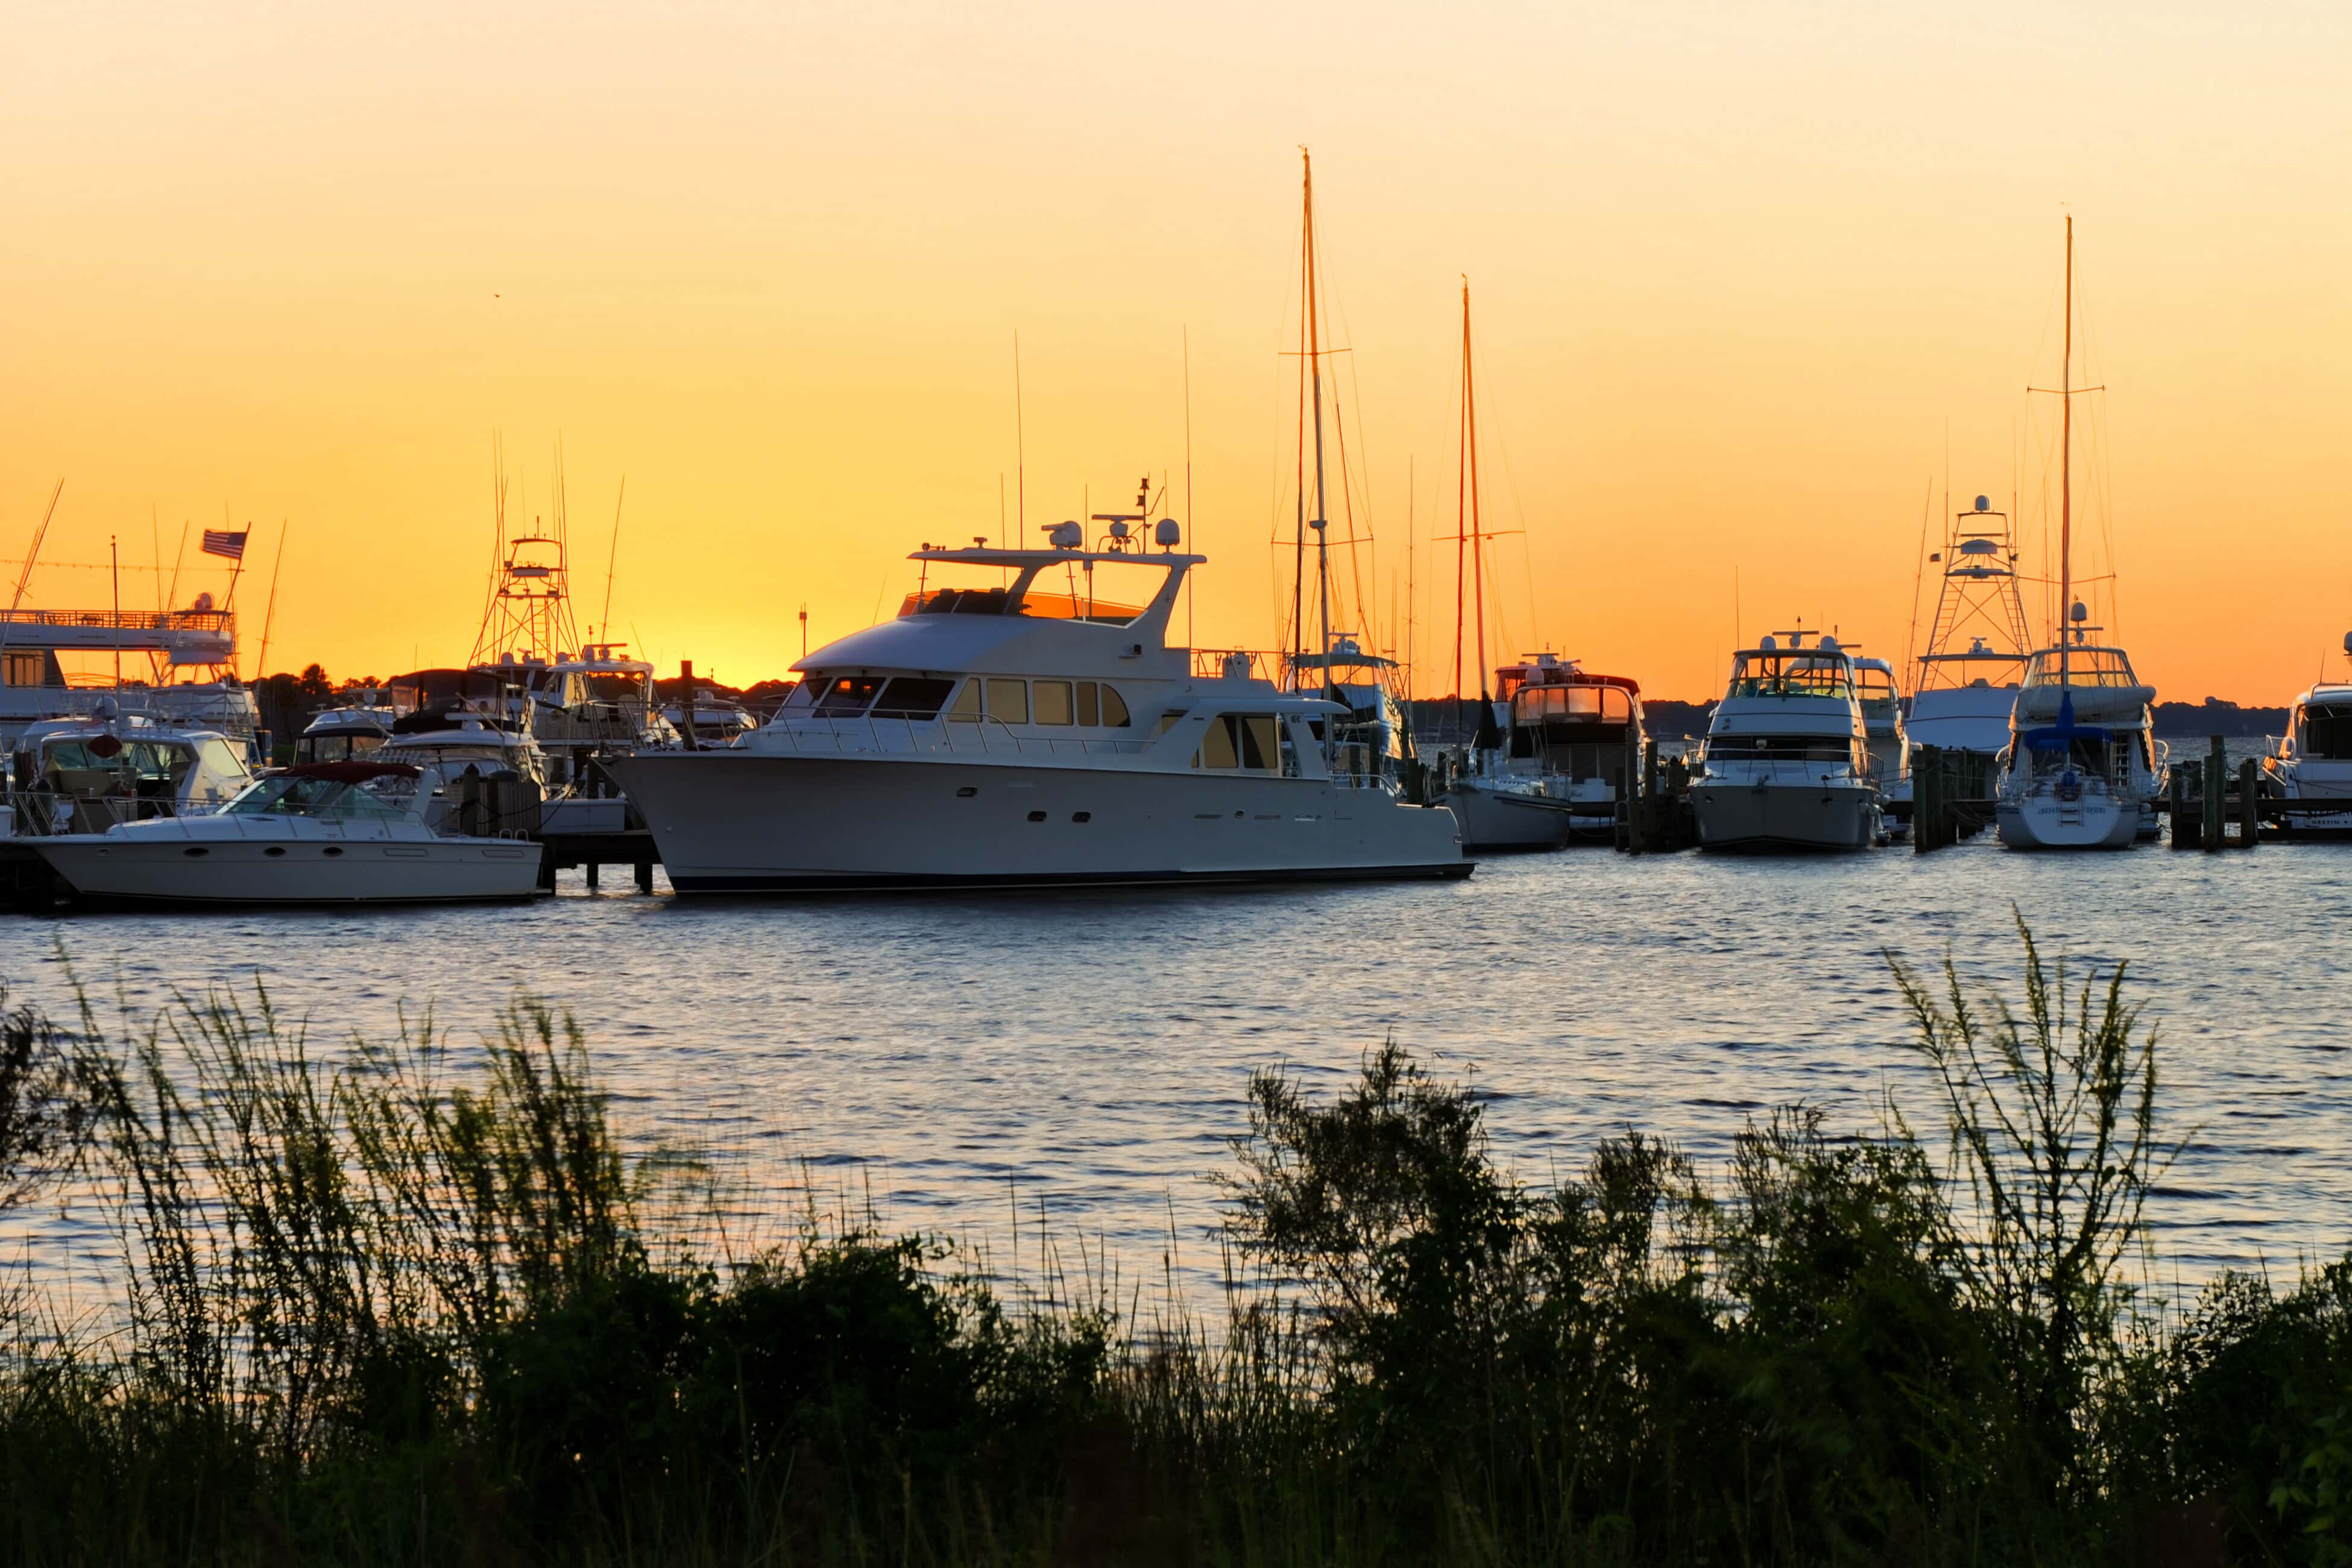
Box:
[1013, 332, 1026, 534]
[1182, 325, 1194, 649]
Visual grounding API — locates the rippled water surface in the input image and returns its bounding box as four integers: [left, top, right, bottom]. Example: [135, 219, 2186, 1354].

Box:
[7, 827, 2351, 1304]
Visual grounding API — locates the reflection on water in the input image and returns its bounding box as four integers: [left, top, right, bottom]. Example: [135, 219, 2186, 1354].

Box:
[5, 830, 2351, 1304]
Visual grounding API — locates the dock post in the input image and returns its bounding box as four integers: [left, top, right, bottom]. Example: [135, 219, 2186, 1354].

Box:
[2169, 766, 2192, 849]
[2204, 736, 2226, 851]
[2238, 756, 2259, 848]
[635, 859, 655, 895]
[1912, 743, 1937, 852]
[585, 860, 599, 893]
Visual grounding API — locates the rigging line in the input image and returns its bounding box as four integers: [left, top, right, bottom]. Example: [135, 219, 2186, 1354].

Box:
[1902, 476, 1932, 694]
[600, 476, 626, 643]
[253, 523, 288, 682]
[1463, 297, 1539, 657]
[1182, 326, 1195, 651]
[1013, 332, 1025, 536]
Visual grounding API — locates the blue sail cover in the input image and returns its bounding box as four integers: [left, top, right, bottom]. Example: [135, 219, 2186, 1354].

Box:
[2020, 690, 2110, 752]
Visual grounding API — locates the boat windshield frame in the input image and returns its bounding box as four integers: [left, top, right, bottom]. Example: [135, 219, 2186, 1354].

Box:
[1724, 650, 1858, 701]
[224, 771, 417, 820]
[2022, 647, 2141, 689]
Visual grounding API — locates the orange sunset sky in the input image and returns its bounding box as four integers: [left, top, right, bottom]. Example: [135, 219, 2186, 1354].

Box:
[3, 1, 2346, 702]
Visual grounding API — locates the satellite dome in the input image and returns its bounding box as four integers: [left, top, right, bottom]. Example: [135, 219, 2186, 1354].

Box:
[92, 695, 119, 722]
[2070, 600, 2089, 622]
[1975, 494, 1991, 512]
[1759, 635, 1777, 650]
[2341, 631, 2351, 656]
[1818, 635, 1840, 652]
[1154, 518, 1182, 547]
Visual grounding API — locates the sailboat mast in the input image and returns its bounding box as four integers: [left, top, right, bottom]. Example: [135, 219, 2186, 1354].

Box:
[1290, 154, 1313, 691]
[1306, 191, 1332, 703]
[2060, 213, 2073, 685]
[1463, 281, 1489, 711]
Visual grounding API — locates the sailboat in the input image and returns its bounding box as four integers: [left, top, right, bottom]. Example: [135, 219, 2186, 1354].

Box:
[1994, 216, 2161, 850]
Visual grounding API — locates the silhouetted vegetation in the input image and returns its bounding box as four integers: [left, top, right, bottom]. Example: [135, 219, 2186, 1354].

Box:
[2, 924, 2348, 1563]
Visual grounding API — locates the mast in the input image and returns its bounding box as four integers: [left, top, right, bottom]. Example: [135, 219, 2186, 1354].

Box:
[1290, 154, 1311, 690]
[1455, 279, 1492, 748]
[2060, 213, 2073, 686]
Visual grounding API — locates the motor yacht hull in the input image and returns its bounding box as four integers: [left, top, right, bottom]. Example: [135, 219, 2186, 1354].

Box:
[1436, 781, 1572, 852]
[607, 752, 1469, 891]
[1688, 781, 1879, 852]
[32, 834, 544, 905]
[1994, 791, 2139, 849]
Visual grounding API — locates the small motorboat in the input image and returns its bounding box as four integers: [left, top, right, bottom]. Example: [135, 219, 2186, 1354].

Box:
[30, 760, 544, 906]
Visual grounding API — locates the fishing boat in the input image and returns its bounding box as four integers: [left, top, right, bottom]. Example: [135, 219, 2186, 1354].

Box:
[2263, 644, 2352, 836]
[30, 760, 543, 905]
[1855, 656, 1910, 840]
[1688, 632, 1881, 851]
[1995, 218, 2160, 850]
[1908, 495, 2033, 770]
[663, 687, 758, 748]
[602, 526, 1468, 892]
[1429, 280, 1572, 850]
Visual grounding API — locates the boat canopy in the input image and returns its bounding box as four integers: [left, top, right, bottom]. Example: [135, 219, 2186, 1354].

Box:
[2019, 691, 2109, 752]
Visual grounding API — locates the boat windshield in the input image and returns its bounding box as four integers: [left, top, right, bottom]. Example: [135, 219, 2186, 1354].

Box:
[896, 561, 1153, 626]
[37, 740, 191, 786]
[2023, 648, 2140, 688]
[225, 772, 415, 819]
[1726, 652, 1854, 700]
[1510, 685, 1633, 726]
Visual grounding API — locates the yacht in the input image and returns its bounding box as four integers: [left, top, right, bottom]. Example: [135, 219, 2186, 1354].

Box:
[603, 526, 1469, 892]
[30, 760, 544, 905]
[1908, 496, 2033, 771]
[0, 596, 262, 761]
[484, 644, 676, 784]
[1994, 216, 2161, 850]
[4, 701, 252, 836]
[1688, 633, 1881, 851]
[2263, 646, 2352, 836]
[1855, 656, 1910, 840]
[1285, 635, 1412, 788]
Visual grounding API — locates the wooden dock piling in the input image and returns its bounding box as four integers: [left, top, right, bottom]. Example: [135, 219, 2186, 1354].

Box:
[2204, 736, 2226, 851]
[2237, 756, 2260, 850]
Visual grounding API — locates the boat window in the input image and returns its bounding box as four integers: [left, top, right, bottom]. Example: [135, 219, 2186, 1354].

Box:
[2022, 649, 2140, 689]
[872, 677, 956, 719]
[1033, 680, 1075, 725]
[225, 773, 414, 820]
[2304, 705, 2352, 760]
[1239, 715, 1279, 771]
[815, 675, 886, 715]
[1706, 734, 1856, 761]
[945, 679, 983, 722]
[1194, 714, 1240, 769]
[789, 676, 830, 710]
[985, 678, 1029, 724]
[1153, 710, 1184, 737]
[1076, 681, 1100, 726]
[2, 651, 45, 687]
[198, 738, 247, 778]
[901, 586, 1012, 617]
[1101, 685, 1130, 727]
[1727, 653, 1854, 700]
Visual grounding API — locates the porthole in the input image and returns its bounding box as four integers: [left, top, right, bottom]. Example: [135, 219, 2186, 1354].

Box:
[1026, 810, 1047, 823]
[956, 786, 978, 798]
[323, 847, 344, 858]
[1071, 811, 1091, 823]
[263, 847, 286, 858]
[181, 847, 208, 858]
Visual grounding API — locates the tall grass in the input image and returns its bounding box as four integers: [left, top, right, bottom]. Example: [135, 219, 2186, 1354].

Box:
[0, 923, 2347, 1564]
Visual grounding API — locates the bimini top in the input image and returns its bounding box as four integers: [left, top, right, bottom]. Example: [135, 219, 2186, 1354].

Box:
[1495, 653, 1641, 699]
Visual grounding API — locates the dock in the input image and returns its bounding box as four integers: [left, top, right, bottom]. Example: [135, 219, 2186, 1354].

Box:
[534, 829, 663, 892]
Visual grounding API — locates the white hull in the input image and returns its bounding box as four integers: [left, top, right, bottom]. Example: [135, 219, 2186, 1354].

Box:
[1995, 791, 2139, 849]
[607, 752, 1468, 892]
[34, 834, 544, 904]
[1437, 780, 1571, 851]
[1689, 781, 1879, 852]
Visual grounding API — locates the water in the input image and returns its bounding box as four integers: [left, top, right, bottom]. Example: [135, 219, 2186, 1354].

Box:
[7, 823, 2351, 1311]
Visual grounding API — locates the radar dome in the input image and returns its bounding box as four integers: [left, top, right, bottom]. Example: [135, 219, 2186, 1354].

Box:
[1154, 518, 1182, 547]
[1817, 635, 1840, 652]
[2341, 631, 2351, 656]
[1975, 494, 1991, 512]
[2070, 600, 2089, 623]
[1759, 635, 1777, 650]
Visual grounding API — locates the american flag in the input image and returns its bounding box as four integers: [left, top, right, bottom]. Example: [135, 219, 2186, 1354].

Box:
[201, 529, 247, 561]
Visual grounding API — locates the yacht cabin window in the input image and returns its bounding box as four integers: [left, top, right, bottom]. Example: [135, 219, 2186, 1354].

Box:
[1728, 654, 1855, 701]
[1705, 734, 1858, 763]
[1192, 714, 1278, 772]
[1100, 685, 1130, 726]
[985, 679, 1029, 724]
[814, 675, 886, 715]
[2302, 705, 2352, 761]
[1034, 680, 1074, 725]
[871, 677, 955, 719]
[945, 680, 983, 722]
[1076, 681, 1100, 726]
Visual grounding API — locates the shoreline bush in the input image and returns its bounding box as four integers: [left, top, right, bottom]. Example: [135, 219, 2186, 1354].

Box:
[0, 925, 2345, 1564]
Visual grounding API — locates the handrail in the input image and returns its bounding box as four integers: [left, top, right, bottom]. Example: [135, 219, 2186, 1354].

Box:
[0, 608, 233, 633]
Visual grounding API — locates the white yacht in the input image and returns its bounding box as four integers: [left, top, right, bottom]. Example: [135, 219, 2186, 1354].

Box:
[604, 527, 1469, 892]
[1285, 635, 1413, 788]
[30, 760, 544, 905]
[1688, 634, 1881, 851]
[1993, 216, 2161, 851]
[1996, 631, 2160, 849]
[2264, 648, 2352, 836]
[482, 644, 676, 784]
[663, 688, 758, 748]
[1440, 655, 1644, 849]
[0, 597, 262, 761]
[5, 702, 251, 836]
[1855, 656, 1910, 839]
[1907, 496, 2033, 764]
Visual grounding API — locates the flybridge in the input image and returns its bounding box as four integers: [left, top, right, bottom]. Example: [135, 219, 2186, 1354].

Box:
[0, 606, 235, 664]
